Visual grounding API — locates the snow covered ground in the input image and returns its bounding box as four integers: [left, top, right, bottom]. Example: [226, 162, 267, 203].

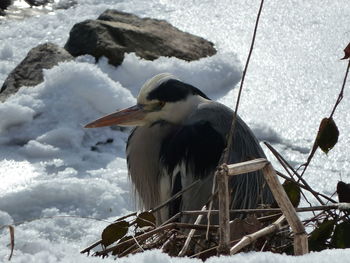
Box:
[0, 0, 349, 262]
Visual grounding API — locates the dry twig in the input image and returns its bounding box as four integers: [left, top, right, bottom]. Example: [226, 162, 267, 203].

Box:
[178, 205, 207, 256]
[262, 164, 308, 255]
[217, 164, 230, 255]
[230, 215, 285, 255]
[300, 59, 350, 177]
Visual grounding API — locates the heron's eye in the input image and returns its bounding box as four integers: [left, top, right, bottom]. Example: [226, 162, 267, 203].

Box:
[158, 101, 166, 108]
[152, 101, 165, 111]
[144, 101, 166, 112]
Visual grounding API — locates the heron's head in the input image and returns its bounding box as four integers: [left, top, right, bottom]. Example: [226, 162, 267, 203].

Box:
[85, 73, 210, 128]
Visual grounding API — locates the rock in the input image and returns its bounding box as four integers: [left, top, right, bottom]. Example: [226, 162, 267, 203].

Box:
[64, 9, 216, 66]
[0, 0, 12, 10]
[24, 0, 51, 7]
[0, 43, 73, 101]
[53, 0, 77, 10]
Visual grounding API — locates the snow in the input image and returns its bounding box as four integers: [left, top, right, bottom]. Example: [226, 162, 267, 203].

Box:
[0, 0, 349, 262]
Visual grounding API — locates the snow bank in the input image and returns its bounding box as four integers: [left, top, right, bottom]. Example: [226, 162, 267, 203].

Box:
[0, 38, 242, 261]
[102, 52, 242, 99]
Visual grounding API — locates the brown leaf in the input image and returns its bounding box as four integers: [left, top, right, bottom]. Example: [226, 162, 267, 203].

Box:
[101, 220, 129, 247]
[135, 212, 156, 228]
[309, 220, 335, 251]
[331, 221, 350, 248]
[283, 180, 301, 207]
[316, 117, 339, 154]
[337, 181, 350, 203]
[341, 42, 350, 60]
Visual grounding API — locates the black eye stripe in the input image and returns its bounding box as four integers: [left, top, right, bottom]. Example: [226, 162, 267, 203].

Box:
[147, 79, 210, 102]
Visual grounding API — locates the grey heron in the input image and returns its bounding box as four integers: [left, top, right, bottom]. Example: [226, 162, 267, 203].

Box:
[85, 73, 273, 223]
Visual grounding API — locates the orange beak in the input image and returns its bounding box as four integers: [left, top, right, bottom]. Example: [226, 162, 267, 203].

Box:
[84, 105, 146, 128]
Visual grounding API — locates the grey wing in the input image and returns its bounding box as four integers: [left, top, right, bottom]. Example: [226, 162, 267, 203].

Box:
[224, 109, 274, 209]
[178, 102, 273, 217]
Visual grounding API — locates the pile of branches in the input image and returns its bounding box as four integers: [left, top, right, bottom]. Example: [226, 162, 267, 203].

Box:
[80, 155, 350, 259]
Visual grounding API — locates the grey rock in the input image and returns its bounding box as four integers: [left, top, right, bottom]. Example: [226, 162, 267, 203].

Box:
[0, 0, 12, 10]
[24, 0, 51, 7]
[53, 0, 77, 10]
[64, 9, 216, 66]
[0, 42, 73, 101]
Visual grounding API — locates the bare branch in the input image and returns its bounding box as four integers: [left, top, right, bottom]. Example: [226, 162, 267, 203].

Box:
[227, 158, 268, 176]
[151, 180, 200, 213]
[96, 223, 219, 257]
[330, 60, 350, 118]
[217, 165, 230, 255]
[222, 0, 265, 164]
[230, 215, 285, 255]
[81, 180, 200, 254]
[265, 142, 337, 206]
[180, 204, 348, 216]
[262, 164, 308, 255]
[178, 205, 207, 256]
[299, 59, 350, 177]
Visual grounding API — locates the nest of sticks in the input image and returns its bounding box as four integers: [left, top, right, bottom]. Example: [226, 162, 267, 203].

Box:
[80, 142, 350, 260]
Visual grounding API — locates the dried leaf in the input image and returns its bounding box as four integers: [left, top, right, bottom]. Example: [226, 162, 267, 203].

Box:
[283, 180, 301, 207]
[331, 221, 350, 248]
[316, 117, 339, 154]
[337, 181, 350, 203]
[309, 220, 335, 251]
[101, 220, 129, 247]
[135, 212, 156, 228]
[341, 42, 350, 60]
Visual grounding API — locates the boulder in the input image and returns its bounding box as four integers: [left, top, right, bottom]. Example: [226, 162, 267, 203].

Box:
[64, 9, 216, 66]
[0, 42, 73, 101]
[0, 0, 12, 11]
[53, 0, 77, 10]
[24, 0, 51, 7]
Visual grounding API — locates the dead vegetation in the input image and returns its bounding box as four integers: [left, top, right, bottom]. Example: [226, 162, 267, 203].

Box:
[80, 154, 350, 259]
